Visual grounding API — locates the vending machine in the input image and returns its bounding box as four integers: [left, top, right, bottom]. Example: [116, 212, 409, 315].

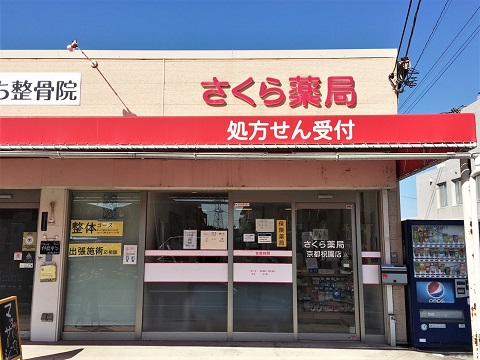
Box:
[403, 220, 471, 350]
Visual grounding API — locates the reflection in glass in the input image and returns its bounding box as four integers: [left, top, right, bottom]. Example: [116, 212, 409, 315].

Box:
[64, 192, 140, 332]
[360, 191, 384, 335]
[143, 193, 228, 332]
[233, 203, 293, 333]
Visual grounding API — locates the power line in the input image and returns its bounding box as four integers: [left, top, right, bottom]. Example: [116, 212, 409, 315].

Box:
[394, 0, 414, 71]
[399, 6, 480, 112]
[404, 0, 423, 58]
[403, 25, 480, 114]
[414, 0, 452, 69]
[389, 0, 422, 94]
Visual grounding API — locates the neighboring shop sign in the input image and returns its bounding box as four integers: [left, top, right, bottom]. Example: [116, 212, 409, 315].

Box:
[68, 243, 122, 257]
[40, 241, 61, 255]
[21, 232, 37, 251]
[40, 264, 57, 282]
[0, 296, 22, 360]
[70, 220, 124, 237]
[0, 72, 81, 105]
[19, 252, 34, 269]
[201, 75, 356, 108]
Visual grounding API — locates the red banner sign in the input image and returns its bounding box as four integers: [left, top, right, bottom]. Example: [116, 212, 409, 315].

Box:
[0, 114, 475, 148]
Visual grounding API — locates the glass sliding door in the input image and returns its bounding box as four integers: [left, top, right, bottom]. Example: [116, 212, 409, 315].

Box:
[232, 202, 293, 340]
[143, 193, 228, 339]
[64, 192, 141, 335]
[296, 204, 359, 340]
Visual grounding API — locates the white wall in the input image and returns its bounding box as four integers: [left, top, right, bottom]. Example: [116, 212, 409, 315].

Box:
[30, 188, 68, 341]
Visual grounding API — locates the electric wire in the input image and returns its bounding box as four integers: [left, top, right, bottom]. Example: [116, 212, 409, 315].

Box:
[403, 24, 480, 114]
[414, 0, 452, 69]
[392, 0, 414, 73]
[400, 8, 478, 111]
[404, 0, 423, 58]
[399, 6, 480, 112]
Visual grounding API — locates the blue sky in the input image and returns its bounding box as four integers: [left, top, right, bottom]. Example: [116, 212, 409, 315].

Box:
[1, 0, 478, 218]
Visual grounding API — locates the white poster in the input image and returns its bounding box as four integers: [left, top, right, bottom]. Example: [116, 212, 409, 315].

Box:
[243, 233, 255, 242]
[183, 230, 198, 249]
[255, 219, 275, 232]
[123, 245, 138, 265]
[258, 234, 272, 244]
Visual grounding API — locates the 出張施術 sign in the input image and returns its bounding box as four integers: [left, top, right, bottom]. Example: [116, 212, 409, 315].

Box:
[70, 220, 123, 237]
[0, 73, 81, 105]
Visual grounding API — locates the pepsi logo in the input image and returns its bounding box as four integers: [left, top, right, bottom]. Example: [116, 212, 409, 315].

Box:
[427, 281, 445, 298]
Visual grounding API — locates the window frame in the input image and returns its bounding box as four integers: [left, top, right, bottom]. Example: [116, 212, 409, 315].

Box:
[438, 182, 448, 207]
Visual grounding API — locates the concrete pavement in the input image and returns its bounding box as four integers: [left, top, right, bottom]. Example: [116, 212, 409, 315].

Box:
[20, 341, 474, 360]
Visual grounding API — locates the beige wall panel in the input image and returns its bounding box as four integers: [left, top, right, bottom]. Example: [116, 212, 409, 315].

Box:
[163, 58, 397, 116]
[0, 158, 397, 189]
[1, 55, 396, 117]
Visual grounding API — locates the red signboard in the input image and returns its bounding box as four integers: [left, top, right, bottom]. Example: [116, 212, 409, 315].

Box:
[0, 114, 475, 148]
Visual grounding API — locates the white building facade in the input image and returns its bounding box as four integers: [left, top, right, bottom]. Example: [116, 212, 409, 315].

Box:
[416, 95, 480, 220]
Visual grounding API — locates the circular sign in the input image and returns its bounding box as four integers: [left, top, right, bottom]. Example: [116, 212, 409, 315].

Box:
[25, 235, 35, 245]
[421, 324, 428, 331]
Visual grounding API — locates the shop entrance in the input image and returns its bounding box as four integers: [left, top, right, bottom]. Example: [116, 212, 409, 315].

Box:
[232, 202, 293, 340]
[0, 208, 38, 336]
[295, 204, 359, 340]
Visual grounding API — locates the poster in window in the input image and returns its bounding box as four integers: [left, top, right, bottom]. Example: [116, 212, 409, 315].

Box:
[123, 245, 138, 264]
[243, 234, 255, 242]
[201, 231, 227, 250]
[183, 230, 198, 249]
[255, 219, 275, 232]
[276, 220, 287, 247]
[258, 234, 272, 244]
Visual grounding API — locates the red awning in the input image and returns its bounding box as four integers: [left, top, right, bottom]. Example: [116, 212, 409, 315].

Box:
[0, 113, 476, 180]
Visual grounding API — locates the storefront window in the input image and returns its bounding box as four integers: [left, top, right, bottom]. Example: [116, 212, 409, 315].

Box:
[143, 193, 228, 333]
[64, 192, 141, 332]
[233, 203, 293, 333]
[360, 191, 384, 335]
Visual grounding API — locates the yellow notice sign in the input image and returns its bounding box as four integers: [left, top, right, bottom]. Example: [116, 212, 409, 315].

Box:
[70, 220, 123, 237]
[276, 220, 287, 247]
[68, 243, 122, 257]
[40, 264, 57, 282]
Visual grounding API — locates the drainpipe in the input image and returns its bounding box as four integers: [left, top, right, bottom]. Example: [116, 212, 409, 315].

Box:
[460, 157, 480, 359]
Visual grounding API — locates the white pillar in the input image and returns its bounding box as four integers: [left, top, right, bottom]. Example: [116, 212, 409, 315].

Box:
[30, 189, 68, 341]
[460, 158, 480, 358]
